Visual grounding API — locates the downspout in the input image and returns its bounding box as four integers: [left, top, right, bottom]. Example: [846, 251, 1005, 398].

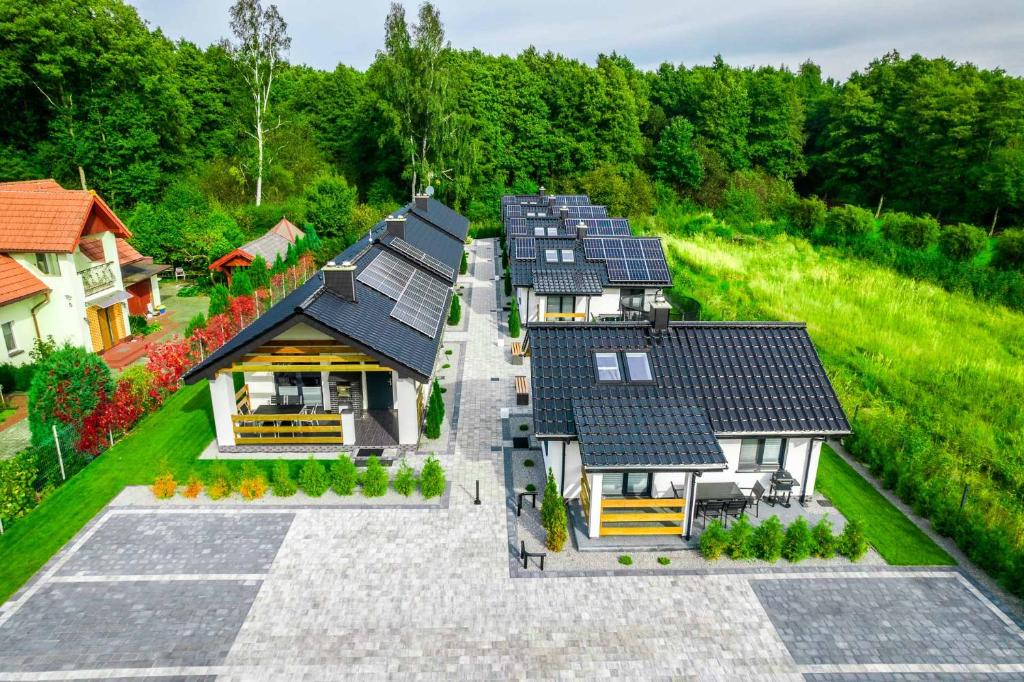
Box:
[560, 442, 566, 496]
[800, 438, 818, 505]
[29, 292, 50, 340]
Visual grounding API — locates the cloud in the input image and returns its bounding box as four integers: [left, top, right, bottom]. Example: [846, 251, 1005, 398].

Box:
[129, 0, 1024, 78]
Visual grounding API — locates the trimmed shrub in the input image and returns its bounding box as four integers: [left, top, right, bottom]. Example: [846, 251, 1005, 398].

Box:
[270, 459, 297, 497]
[938, 223, 987, 261]
[238, 462, 268, 501]
[657, 556, 671, 566]
[811, 517, 836, 558]
[419, 455, 446, 498]
[330, 454, 357, 496]
[182, 471, 203, 499]
[27, 342, 114, 447]
[825, 204, 875, 242]
[393, 459, 416, 496]
[993, 228, 1024, 270]
[184, 313, 206, 338]
[362, 456, 389, 497]
[699, 519, 729, 560]
[424, 378, 444, 439]
[838, 518, 869, 561]
[460, 250, 468, 274]
[727, 514, 755, 560]
[504, 271, 511, 296]
[618, 555, 633, 566]
[508, 298, 521, 338]
[151, 471, 176, 499]
[447, 292, 461, 326]
[523, 458, 534, 467]
[782, 517, 813, 563]
[540, 469, 568, 552]
[784, 196, 827, 234]
[208, 284, 230, 316]
[206, 461, 234, 500]
[752, 515, 785, 562]
[0, 450, 38, 521]
[298, 456, 329, 497]
[880, 212, 940, 249]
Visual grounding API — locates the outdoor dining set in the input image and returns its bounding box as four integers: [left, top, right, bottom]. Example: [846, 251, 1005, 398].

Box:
[694, 470, 802, 528]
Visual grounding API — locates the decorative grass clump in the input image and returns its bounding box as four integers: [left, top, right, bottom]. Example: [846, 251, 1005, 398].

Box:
[618, 555, 633, 566]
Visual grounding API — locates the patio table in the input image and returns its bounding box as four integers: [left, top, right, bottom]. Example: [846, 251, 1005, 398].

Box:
[696, 482, 747, 527]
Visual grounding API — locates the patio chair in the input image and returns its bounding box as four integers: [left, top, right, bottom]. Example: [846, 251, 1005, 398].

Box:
[724, 498, 748, 525]
[174, 266, 186, 280]
[700, 499, 725, 527]
[744, 481, 765, 518]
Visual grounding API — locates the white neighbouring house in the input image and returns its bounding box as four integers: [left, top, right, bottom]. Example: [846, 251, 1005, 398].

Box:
[182, 195, 468, 452]
[525, 302, 851, 540]
[503, 191, 671, 323]
[0, 179, 168, 365]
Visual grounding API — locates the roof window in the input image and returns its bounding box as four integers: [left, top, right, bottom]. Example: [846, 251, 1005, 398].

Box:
[624, 352, 653, 381]
[561, 249, 575, 263]
[545, 249, 558, 263]
[595, 352, 622, 381]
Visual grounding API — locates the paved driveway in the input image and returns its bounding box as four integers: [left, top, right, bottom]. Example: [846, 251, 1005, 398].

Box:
[0, 240, 1021, 680]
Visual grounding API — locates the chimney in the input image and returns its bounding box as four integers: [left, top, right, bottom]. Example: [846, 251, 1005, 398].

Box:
[538, 185, 546, 197]
[559, 206, 569, 221]
[547, 195, 556, 208]
[649, 293, 671, 331]
[322, 261, 357, 302]
[414, 194, 429, 212]
[576, 220, 588, 241]
[385, 214, 406, 240]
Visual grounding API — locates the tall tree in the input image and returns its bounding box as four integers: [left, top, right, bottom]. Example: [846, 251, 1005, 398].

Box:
[224, 0, 291, 206]
[374, 2, 458, 199]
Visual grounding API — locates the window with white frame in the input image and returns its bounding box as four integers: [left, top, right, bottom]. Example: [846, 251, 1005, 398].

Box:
[34, 253, 55, 275]
[544, 249, 558, 263]
[594, 352, 622, 381]
[561, 249, 574, 262]
[547, 227, 558, 236]
[534, 226, 545, 236]
[623, 352, 653, 381]
[738, 438, 786, 471]
[2, 322, 18, 355]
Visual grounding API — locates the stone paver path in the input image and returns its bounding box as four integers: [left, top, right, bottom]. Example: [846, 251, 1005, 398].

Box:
[0, 240, 1021, 680]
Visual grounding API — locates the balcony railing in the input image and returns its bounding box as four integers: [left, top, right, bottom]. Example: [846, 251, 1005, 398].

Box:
[79, 262, 115, 296]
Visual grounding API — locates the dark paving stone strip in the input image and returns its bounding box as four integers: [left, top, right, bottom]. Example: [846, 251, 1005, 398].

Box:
[57, 512, 295, 576]
[0, 579, 260, 672]
[753, 576, 1024, 666]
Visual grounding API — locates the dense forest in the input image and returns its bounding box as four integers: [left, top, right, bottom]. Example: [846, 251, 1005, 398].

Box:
[2, 0, 1023, 267]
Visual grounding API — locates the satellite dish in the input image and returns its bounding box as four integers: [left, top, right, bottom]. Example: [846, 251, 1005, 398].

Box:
[425, 185, 435, 197]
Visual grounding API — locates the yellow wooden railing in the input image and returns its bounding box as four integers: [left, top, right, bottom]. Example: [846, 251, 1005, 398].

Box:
[235, 384, 251, 412]
[231, 413, 343, 445]
[543, 312, 586, 320]
[580, 472, 591, 521]
[598, 496, 686, 537]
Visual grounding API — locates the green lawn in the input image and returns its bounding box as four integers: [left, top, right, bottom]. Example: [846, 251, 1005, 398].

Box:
[0, 407, 15, 424]
[0, 381, 215, 602]
[816, 444, 955, 565]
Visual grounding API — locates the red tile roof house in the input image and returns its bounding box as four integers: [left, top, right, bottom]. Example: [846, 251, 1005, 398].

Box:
[0, 179, 169, 366]
[208, 218, 303, 284]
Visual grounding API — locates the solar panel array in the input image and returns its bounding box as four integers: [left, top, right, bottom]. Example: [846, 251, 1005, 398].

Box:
[506, 218, 528, 236]
[357, 250, 415, 300]
[391, 270, 449, 337]
[562, 205, 609, 219]
[505, 204, 522, 218]
[552, 195, 590, 205]
[389, 237, 455, 281]
[582, 238, 670, 284]
[573, 218, 631, 237]
[515, 238, 537, 260]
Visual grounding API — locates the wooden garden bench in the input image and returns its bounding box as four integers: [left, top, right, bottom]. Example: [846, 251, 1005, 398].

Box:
[515, 375, 529, 406]
[510, 341, 524, 365]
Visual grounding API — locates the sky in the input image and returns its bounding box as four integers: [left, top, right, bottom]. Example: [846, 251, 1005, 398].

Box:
[129, 0, 1024, 80]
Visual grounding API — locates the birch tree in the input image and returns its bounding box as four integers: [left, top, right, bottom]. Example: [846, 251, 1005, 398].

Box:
[224, 0, 291, 206]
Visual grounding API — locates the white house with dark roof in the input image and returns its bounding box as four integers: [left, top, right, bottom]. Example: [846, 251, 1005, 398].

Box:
[504, 191, 671, 323]
[525, 303, 851, 540]
[183, 195, 467, 452]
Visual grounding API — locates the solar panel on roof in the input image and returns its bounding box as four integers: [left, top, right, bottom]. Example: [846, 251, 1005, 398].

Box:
[505, 204, 522, 218]
[583, 239, 605, 260]
[515, 238, 537, 260]
[575, 218, 631, 236]
[563, 205, 608, 219]
[603, 239, 625, 260]
[506, 218, 527, 236]
[553, 195, 590, 205]
[606, 259, 629, 281]
[391, 269, 449, 338]
[356, 250, 415, 300]
[389, 237, 456, 281]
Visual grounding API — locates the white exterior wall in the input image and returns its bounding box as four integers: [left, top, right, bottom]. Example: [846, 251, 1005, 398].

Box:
[243, 371, 276, 409]
[0, 298, 44, 365]
[699, 437, 816, 497]
[7, 252, 93, 357]
[210, 373, 237, 447]
[395, 375, 419, 445]
[651, 471, 690, 498]
[149, 275, 163, 310]
[515, 287, 542, 324]
[587, 472, 603, 539]
[541, 440, 583, 498]
[587, 289, 622, 319]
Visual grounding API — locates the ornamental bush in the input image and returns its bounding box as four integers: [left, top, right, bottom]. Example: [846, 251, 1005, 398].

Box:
[540, 469, 568, 552]
[825, 204, 875, 243]
[229, 269, 255, 297]
[811, 517, 836, 558]
[208, 283, 230, 316]
[508, 298, 521, 338]
[238, 462, 267, 501]
[298, 456, 329, 497]
[993, 228, 1024, 270]
[28, 342, 114, 447]
[838, 518, 869, 561]
[784, 196, 827, 235]
[699, 519, 729, 560]
[419, 455, 445, 498]
[460, 250, 468, 274]
[393, 459, 416, 496]
[151, 470, 176, 499]
[782, 516, 813, 563]
[182, 471, 203, 499]
[362, 456, 389, 497]
[0, 450, 39, 521]
[206, 461, 234, 500]
[880, 212, 940, 249]
[938, 223, 988, 261]
[270, 459, 297, 497]
[752, 515, 785, 562]
[330, 454, 357, 496]
[726, 514, 755, 560]
[447, 292, 462, 326]
[424, 379, 444, 439]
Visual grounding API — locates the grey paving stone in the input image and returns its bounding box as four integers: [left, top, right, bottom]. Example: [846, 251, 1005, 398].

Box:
[754, 576, 1024, 666]
[57, 512, 294, 576]
[0, 580, 260, 672]
[805, 674, 1024, 681]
